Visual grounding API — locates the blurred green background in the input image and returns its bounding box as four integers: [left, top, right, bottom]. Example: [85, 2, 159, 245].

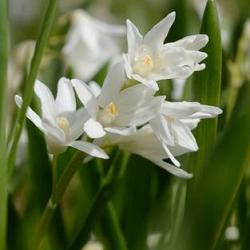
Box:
[6, 0, 250, 250]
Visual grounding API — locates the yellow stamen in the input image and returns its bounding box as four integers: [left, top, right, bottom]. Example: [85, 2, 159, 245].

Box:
[143, 55, 153, 66]
[56, 116, 70, 135]
[106, 102, 118, 116]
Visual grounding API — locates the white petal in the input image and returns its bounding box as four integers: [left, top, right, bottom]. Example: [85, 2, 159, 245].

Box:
[169, 34, 209, 50]
[70, 141, 109, 159]
[72, 79, 98, 118]
[153, 160, 192, 179]
[126, 19, 143, 60]
[34, 80, 55, 121]
[116, 84, 155, 113]
[115, 96, 164, 126]
[98, 62, 127, 107]
[105, 126, 136, 136]
[88, 81, 101, 97]
[84, 118, 106, 138]
[171, 121, 198, 151]
[68, 108, 89, 141]
[131, 73, 159, 91]
[162, 101, 222, 120]
[42, 119, 66, 144]
[162, 143, 181, 167]
[15, 95, 44, 131]
[144, 12, 176, 48]
[55, 77, 76, 113]
[150, 115, 175, 146]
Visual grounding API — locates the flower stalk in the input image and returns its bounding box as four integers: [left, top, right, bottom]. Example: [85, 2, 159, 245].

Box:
[0, 0, 8, 249]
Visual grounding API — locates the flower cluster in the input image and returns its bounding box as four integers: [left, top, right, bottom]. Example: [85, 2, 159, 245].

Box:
[15, 12, 222, 178]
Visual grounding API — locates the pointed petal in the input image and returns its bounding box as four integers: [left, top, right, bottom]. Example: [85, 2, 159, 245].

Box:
[88, 81, 101, 97]
[132, 73, 159, 91]
[115, 96, 164, 126]
[84, 118, 106, 138]
[144, 12, 176, 48]
[162, 143, 181, 167]
[153, 160, 192, 179]
[105, 126, 136, 136]
[71, 79, 98, 118]
[70, 141, 109, 159]
[98, 62, 127, 107]
[42, 119, 66, 144]
[55, 77, 76, 113]
[150, 115, 175, 146]
[171, 121, 198, 151]
[126, 19, 143, 60]
[34, 80, 55, 120]
[169, 34, 209, 50]
[15, 95, 44, 131]
[162, 101, 222, 120]
[116, 84, 155, 113]
[68, 108, 89, 141]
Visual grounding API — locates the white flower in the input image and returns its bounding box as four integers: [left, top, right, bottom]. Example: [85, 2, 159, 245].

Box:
[72, 62, 164, 138]
[124, 12, 208, 91]
[63, 9, 126, 81]
[105, 125, 192, 179]
[15, 77, 108, 159]
[150, 101, 222, 167]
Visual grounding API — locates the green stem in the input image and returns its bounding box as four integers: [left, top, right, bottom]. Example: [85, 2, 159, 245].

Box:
[0, 0, 8, 249]
[51, 154, 58, 199]
[68, 150, 124, 250]
[103, 202, 128, 250]
[8, 0, 58, 177]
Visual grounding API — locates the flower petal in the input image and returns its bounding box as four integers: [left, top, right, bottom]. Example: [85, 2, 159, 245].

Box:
[171, 120, 198, 151]
[67, 108, 89, 141]
[115, 96, 164, 126]
[162, 142, 181, 167]
[88, 81, 101, 97]
[15, 95, 44, 131]
[169, 34, 209, 50]
[131, 73, 159, 91]
[34, 80, 55, 121]
[150, 115, 175, 146]
[98, 62, 127, 107]
[70, 140, 109, 159]
[42, 119, 66, 144]
[153, 160, 192, 179]
[144, 12, 176, 48]
[126, 19, 143, 60]
[161, 101, 222, 120]
[84, 118, 106, 138]
[105, 126, 136, 136]
[71, 79, 98, 118]
[55, 77, 76, 113]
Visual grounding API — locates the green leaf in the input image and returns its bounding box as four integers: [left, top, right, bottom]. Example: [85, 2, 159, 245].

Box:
[0, 0, 8, 249]
[190, 0, 222, 178]
[182, 81, 250, 250]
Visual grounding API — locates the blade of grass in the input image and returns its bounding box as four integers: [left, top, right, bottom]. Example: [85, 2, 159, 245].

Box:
[0, 0, 8, 249]
[190, 0, 222, 178]
[181, 81, 250, 250]
[8, 0, 58, 177]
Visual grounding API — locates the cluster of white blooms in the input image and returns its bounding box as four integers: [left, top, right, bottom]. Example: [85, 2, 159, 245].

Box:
[15, 12, 222, 178]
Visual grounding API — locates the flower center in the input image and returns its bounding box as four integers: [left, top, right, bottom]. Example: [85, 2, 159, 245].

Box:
[56, 116, 70, 136]
[98, 102, 118, 126]
[133, 55, 154, 76]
